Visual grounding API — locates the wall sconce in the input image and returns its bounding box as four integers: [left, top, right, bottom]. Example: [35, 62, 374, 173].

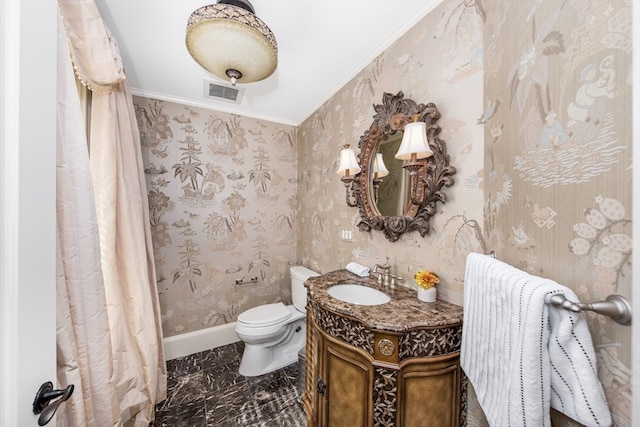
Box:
[394, 121, 433, 205]
[336, 144, 361, 207]
[372, 153, 389, 202]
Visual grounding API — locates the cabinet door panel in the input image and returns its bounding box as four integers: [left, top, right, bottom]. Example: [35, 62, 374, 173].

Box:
[398, 358, 461, 427]
[324, 340, 373, 427]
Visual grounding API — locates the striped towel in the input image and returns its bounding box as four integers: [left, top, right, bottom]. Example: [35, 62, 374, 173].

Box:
[461, 253, 611, 427]
[345, 262, 370, 277]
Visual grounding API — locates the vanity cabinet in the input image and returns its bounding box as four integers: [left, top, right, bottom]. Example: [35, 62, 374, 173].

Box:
[319, 332, 373, 426]
[302, 270, 465, 427]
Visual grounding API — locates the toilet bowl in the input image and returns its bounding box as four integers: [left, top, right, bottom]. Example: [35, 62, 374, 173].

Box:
[235, 266, 320, 377]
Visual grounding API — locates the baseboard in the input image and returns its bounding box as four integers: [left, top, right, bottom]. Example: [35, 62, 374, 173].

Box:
[162, 322, 240, 361]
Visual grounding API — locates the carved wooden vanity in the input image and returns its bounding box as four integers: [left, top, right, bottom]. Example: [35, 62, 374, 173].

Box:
[302, 270, 465, 427]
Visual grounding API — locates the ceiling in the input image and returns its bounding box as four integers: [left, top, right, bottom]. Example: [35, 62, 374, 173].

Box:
[96, 0, 441, 126]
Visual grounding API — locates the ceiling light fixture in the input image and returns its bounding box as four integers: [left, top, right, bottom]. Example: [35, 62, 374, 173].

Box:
[185, 0, 278, 86]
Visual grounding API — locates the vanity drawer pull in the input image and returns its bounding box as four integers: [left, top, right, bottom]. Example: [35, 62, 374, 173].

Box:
[316, 376, 327, 395]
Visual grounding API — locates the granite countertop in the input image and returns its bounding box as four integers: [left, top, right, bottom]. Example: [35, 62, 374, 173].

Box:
[305, 269, 463, 333]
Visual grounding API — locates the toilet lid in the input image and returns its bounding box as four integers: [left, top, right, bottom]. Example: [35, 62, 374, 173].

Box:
[238, 302, 291, 327]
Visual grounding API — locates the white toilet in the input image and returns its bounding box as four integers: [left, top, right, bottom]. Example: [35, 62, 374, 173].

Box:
[235, 265, 320, 377]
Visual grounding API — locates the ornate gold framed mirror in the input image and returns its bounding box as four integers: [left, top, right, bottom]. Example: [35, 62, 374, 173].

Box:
[348, 91, 457, 242]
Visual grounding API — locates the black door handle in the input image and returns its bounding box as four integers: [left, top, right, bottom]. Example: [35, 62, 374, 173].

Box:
[316, 376, 326, 395]
[33, 381, 74, 426]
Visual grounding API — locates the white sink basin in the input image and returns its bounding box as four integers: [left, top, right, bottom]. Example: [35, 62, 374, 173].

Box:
[327, 284, 390, 306]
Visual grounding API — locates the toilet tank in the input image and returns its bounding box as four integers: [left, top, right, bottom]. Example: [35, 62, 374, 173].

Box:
[290, 266, 320, 312]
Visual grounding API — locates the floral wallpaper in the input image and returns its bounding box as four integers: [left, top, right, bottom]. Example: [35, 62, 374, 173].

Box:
[296, 0, 632, 425]
[133, 0, 632, 424]
[297, 1, 486, 314]
[134, 98, 298, 336]
[482, 1, 632, 425]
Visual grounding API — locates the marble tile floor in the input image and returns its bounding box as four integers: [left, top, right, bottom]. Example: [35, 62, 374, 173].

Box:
[150, 341, 307, 427]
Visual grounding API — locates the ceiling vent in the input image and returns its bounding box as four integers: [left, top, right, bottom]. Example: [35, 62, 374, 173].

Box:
[203, 80, 244, 103]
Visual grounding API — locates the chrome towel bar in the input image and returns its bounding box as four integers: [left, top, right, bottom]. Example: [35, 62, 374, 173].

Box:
[483, 252, 632, 326]
[549, 294, 632, 326]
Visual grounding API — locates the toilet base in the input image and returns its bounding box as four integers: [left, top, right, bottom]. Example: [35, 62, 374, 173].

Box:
[238, 319, 306, 377]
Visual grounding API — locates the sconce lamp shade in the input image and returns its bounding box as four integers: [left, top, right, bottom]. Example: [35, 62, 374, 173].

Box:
[394, 121, 433, 160]
[186, 0, 278, 85]
[373, 153, 389, 178]
[336, 146, 361, 177]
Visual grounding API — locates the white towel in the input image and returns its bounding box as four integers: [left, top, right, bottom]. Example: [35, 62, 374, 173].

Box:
[461, 253, 611, 427]
[345, 262, 370, 277]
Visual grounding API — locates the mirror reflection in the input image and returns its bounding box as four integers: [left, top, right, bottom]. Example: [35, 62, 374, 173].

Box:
[374, 133, 404, 217]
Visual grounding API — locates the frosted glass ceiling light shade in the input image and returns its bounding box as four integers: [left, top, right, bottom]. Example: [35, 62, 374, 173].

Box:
[336, 145, 361, 177]
[394, 121, 432, 160]
[186, 0, 278, 86]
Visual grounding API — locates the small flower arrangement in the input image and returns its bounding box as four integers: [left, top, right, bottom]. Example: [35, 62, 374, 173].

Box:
[414, 270, 439, 290]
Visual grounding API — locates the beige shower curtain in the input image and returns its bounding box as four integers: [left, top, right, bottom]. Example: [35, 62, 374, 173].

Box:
[56, 0, 166, 425]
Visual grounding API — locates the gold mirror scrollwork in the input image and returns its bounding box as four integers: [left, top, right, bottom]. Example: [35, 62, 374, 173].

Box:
[352, 91, 457, 242]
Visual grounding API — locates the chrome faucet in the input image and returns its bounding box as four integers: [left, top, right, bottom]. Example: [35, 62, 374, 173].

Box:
[390, 273, 403, 289]
[373, 257, 402, 289]
[373, 258, 391, 286]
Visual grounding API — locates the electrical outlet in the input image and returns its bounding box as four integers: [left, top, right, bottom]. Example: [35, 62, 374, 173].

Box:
[340, 229, 353, 242]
